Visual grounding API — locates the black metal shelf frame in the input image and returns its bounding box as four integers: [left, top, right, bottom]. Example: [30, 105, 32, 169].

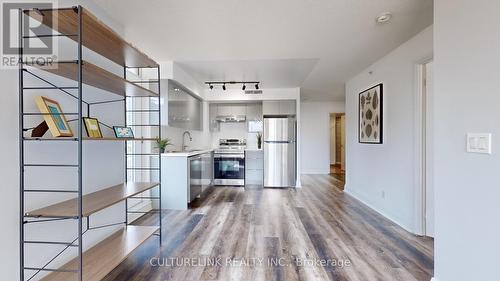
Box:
[19, 6, 162, 281]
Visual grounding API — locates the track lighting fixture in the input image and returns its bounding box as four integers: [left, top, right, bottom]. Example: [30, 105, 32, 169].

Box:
[204, 81, 260, 91]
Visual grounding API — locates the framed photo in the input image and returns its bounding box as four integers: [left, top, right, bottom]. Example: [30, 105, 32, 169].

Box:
[359, 83, 383, 144]
[113, 126, 134, 138]
[34, 96, 73, 137]
[83, 117, 103, 138]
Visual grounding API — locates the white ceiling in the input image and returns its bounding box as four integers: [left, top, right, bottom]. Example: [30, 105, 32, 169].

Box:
[91, 0, 433, 101]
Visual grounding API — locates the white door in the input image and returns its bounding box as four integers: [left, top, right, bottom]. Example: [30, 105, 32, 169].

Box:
[424, 61, 434, 237]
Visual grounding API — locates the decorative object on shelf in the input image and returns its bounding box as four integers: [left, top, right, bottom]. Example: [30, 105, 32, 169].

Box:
[34, 96, 73, 137]
[156, 138, 172, 153]
[257, 132, 262, 149]
[359, 83, 383, 144]
[83, 117, 103, 138]
[113, 126, 134, 138]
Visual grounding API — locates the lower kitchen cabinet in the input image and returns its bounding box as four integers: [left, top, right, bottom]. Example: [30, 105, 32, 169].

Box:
[245, 150, 264, 185]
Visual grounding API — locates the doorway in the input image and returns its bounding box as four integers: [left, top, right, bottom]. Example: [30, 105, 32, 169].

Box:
[330, 113, 345, 187]
[418, 60, 434, 237]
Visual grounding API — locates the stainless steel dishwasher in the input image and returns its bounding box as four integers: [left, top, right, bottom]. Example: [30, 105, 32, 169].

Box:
[188, 155, 202, 202]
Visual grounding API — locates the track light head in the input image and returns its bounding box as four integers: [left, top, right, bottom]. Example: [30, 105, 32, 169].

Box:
[255, 83, 259, 90]
[222, 84, 226, 91]
[242, 84, 246, 90]
[209, 84, 213, 90]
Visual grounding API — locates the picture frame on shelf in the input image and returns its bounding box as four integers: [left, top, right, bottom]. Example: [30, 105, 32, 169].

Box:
[113, 126, 134, 138]
[358, 83, 383, 144]
[83, 117, 103, 138]
[34, 96, 73, 137]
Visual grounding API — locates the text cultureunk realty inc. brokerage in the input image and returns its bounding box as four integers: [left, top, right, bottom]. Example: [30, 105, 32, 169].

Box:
[150, 256, 352, 268]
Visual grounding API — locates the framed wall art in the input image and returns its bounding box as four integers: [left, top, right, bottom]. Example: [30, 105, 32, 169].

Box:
[358, 83, 383, 144]
[34, 96, 74, 137]
[113, 126, 134, 138]
[83, 117, 103, 138]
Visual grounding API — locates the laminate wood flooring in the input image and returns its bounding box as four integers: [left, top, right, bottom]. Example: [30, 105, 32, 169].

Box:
[103, 174, 433, 281]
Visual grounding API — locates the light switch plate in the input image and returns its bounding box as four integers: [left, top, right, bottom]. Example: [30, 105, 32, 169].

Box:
[467, 133, 492, 154]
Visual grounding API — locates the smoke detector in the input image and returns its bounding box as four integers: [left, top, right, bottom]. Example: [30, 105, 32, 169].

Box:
[376, 12, 392, 24]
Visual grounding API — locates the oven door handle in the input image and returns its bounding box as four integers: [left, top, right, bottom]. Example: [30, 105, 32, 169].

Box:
[214, 154, 245, 159]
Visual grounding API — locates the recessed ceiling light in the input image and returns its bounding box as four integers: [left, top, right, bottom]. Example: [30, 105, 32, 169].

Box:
[376, 12, 392, 24]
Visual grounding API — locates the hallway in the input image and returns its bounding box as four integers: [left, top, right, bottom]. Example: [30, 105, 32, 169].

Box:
[104, 175, 434, 281]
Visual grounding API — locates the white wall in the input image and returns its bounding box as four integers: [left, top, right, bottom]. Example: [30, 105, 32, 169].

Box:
[0, 1, 130, 279]
[345, 26, 432, 232]
[434, 1, 500, 280]
[300, 101, 345, 174]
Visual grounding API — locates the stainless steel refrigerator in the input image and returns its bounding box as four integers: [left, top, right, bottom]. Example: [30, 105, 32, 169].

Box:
[264, 117, 296, 187]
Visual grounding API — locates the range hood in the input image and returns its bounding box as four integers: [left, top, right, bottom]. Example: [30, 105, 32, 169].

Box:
[215, 115, 246, 123]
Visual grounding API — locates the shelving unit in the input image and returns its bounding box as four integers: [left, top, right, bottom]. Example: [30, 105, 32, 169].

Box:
[19, 6, 162, 281]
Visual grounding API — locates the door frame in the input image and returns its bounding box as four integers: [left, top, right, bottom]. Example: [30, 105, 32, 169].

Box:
[413, 57, 433, 236]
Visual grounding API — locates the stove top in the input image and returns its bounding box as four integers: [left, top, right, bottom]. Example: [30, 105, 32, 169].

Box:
[215, 139, 246, 154]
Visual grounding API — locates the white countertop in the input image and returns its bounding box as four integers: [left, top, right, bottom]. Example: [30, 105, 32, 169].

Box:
[245, 148, 263, 152]
[161, 149, 213, 157]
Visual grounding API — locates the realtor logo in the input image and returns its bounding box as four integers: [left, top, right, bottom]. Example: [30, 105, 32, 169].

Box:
[1, 2, 58, 68]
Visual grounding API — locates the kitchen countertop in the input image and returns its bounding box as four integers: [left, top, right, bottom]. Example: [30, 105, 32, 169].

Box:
[161, 149, 213, 157]
[245, 148, 263, 152]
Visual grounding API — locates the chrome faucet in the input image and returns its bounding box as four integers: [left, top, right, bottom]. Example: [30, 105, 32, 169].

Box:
[182, 131, 192, 151]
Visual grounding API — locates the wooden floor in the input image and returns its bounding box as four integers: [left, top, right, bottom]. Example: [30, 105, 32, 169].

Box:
[103, 174, 433, 281]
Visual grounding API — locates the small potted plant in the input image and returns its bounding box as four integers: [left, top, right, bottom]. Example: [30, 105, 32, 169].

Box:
[156, 138, 172, 153]
[257, 132, 262, 149]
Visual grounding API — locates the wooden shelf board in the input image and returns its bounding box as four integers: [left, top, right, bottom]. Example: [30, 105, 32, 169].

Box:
[40, 225, 158, 281]
[24, 137, 158, 141]
[31, 61, 158, 97]
[83, 137, 158, 141]
[25, 8, 158, 68]
[25, 182, 159, 218]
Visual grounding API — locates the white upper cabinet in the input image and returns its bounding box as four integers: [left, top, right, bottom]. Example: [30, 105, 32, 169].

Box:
[263, 100, 296, 115]
[262, 101, 280, 115]
[167, 80, 203, 130]
[280, 100, 296, 115]
[246, 103, 262, 120]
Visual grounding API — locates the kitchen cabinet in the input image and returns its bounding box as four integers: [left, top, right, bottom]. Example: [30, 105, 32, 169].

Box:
[200, 151, 214, 192]
[167, 80, 203, 130]
[209, 103, 219, 132]
[262, 101, 281, 115]
[246, 103, 263, 121]
[262, 100, 296, 115]
[162, 150, 214, 210]
[216, 104, 246, 116]
[280, 100, 296, 115]
[216, 104, 232, 116]
[245, 150, 264, 185]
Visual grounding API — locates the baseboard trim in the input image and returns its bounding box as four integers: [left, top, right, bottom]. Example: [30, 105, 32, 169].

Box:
[344, 188, 414, 233]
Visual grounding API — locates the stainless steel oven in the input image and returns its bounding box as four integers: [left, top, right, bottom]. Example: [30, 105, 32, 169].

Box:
[213, 139, 246, 186]
[213, 153, 245, 186]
